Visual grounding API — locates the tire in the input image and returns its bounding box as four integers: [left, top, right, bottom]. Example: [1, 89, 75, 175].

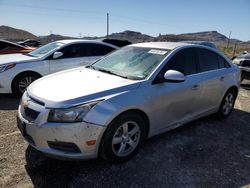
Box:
[217, 89, 237, 119]
[12, 73, 40, 96]
[100, 112, 146, 163]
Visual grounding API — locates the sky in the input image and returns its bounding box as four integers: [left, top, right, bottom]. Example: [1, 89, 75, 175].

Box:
[0, 0, 249, 41]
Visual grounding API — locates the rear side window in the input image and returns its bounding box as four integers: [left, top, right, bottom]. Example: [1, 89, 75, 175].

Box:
[196, 48, 219, 72]
[165, 48, 197, 75]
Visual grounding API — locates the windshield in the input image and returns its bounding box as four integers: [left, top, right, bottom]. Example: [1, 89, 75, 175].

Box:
[91, 46, 169, 80]
[28, 42, 64, 58]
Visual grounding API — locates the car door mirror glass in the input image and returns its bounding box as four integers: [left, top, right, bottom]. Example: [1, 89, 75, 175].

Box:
[53, 52, 63, 59]
[164, 70, 185, 82]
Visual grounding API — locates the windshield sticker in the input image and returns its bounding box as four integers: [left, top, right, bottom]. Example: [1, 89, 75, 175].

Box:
[148, 49, 168, 55]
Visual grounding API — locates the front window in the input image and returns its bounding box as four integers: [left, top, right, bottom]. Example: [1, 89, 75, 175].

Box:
[91, 46, 169, 80]
[28, 42, 64, 58]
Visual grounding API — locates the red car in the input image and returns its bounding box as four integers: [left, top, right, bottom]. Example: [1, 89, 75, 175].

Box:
[0, 40, 35, 55]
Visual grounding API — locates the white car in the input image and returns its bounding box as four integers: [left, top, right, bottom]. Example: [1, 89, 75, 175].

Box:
[0, 39, 119, 95]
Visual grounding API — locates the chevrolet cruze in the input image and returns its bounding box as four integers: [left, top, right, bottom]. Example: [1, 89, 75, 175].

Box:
[17, 42, 240, 163]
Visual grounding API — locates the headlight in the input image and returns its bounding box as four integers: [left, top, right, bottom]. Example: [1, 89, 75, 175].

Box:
[232, 59, 241, 65]
[48, 101, 101, 123]
[0, 64, 16, 73]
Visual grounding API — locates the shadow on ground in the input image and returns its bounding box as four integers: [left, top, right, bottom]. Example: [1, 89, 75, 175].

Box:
[25, 109, 250, 187]
[241, 83, 250, 90]
[0, 94, 19, 110]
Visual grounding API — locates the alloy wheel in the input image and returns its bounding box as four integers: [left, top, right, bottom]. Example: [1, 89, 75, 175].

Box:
[18, 76, 36, 93]
[222, 93, 234, 115]
[112, 121, 141, 157]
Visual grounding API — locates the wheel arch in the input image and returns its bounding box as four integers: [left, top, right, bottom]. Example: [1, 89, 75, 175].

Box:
[113, 109, 150, 138]
[227, 85, 239, 97]
[11, 71, 42, 93]
[98, 108, 150, 159]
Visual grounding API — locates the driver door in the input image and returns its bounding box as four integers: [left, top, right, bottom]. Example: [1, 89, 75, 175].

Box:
[49, 43, 93, 74]
[149, 48, 202, 133]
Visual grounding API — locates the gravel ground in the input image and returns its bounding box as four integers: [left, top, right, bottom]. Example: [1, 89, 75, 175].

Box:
[0, 81, 250, 188]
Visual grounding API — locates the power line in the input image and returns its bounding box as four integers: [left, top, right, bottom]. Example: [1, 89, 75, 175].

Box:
[0, 3, 180, 29]
[1, 3, 105, 16]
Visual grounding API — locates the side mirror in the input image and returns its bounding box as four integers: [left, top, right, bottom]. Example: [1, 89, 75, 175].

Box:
[164, 70, 185, 82]
[53, 52, 63, 59]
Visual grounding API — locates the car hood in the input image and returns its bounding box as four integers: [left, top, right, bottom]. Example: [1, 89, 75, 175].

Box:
[0, 53, 38, 65]
[27, 67, 141, 108]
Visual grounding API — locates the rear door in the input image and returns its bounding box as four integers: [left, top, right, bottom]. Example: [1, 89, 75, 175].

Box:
[194, 48, 228, 113]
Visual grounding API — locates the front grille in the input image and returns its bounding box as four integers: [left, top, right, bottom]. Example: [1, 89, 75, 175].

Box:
[241, 60, 250, 67]
[47, 141, 81, 154]
[23, 107, 40, 122]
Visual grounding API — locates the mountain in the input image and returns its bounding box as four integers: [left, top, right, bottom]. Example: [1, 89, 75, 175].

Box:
[108, 30, 154, 43]
[0, 25, 37, 41]
[39, 34, 77, 44]
[0, 25, 249, 49]
[153, 31, 242, 44]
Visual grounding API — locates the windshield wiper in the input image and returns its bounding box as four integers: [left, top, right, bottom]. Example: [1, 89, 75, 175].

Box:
[87, 65, 142, 80]
[96, 68, 128, 79]
[86, 65, 97, 70]
[23, 53, 34, 57]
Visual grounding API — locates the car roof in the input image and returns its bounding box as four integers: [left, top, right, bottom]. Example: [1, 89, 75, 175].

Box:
[130, 42, 193, 50]
[55, 39, 119, 48]
[180, 41, 217, 49]
[236, 52, 250, 59]
[97, 38, 132, 47]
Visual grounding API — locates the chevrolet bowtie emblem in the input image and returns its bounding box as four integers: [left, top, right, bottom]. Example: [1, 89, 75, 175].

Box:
[22, 99, 29, 108]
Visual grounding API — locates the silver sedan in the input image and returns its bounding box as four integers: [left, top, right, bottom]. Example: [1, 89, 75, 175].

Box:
[17, 42, 240, 163]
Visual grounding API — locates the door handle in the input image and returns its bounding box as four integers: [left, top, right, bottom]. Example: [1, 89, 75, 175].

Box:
[191, 84, 199, 90]
[220, 76, 225, 81]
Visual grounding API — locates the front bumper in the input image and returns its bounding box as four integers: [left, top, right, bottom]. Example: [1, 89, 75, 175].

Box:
[239, 66, 250, 80]
[17, 94, 107, 159]
[0, 73, 12, 93]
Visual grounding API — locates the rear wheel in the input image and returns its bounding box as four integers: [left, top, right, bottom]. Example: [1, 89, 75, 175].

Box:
[217, 89, 237, 119]
[12, 73, 40, 96]
[101, 113, 146, 163]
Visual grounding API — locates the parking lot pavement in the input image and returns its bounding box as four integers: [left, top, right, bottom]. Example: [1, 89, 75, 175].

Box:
[0, 81, 250, 188]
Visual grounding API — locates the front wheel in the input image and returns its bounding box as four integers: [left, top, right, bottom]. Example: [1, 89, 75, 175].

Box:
[12, 73, 40, 96]
[217, 89, 237, 119]
[100, 113, 146, 163]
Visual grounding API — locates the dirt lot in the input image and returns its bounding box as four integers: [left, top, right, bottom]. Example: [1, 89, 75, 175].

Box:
[0, 81, 250, 188]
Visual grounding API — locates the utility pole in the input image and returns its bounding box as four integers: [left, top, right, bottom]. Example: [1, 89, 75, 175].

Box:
[233, 42, 237, 58]
[227, 31, 231, 49]
[107, 13, 109, 39]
